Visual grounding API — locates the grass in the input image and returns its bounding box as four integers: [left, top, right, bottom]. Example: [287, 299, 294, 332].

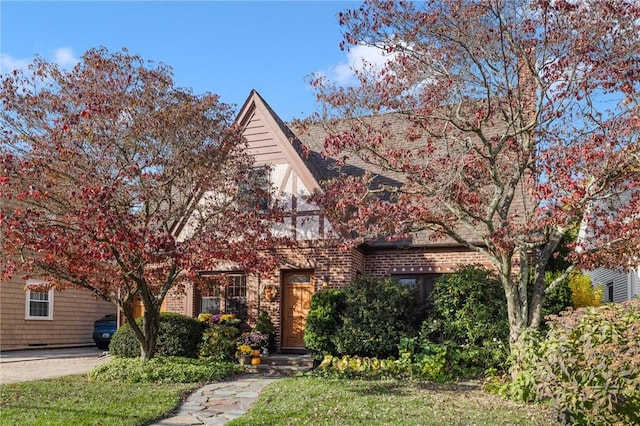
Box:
[1, 371, 553, 426]
[0, 374, 196, 426]
[227, 377, 553, 426]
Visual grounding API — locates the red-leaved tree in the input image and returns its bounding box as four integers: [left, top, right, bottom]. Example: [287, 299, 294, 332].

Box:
[310, 0, 640, 345]
[1, 48, 285, 359]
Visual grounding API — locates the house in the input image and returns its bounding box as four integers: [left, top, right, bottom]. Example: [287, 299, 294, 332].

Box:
[164, 90, 494, 353]
[0, 270, 116, 350]
[587, 267, 640, 303]
[0, 200, 117, 350]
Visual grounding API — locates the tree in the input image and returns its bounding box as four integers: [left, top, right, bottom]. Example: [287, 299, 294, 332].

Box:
[1, 48, 285, 359]
[568, 272, 602, 308]
[309, 1, 640, 346]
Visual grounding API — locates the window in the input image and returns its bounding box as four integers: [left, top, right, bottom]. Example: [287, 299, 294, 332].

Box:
[239, 166, 270, 211]
[394, 274, 440, 304]
[226, 275, 247, 316]
[200, 275, 247, 317]
[25, 280, 54, 320]
[607, 282, 614, 303]
[201, 284, 222, 314]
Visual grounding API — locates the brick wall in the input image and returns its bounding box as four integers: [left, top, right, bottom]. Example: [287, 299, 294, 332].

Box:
[162, 241, 497, 353]
[363, 246, 493, 277]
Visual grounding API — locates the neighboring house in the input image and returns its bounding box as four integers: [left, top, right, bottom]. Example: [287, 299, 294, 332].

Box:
[165, 90, 495, 353]
[583, 186, 639, 303]
[0, 272, 116, 350]
[587, 267, 640, 303]
[0, 200, 116, 350]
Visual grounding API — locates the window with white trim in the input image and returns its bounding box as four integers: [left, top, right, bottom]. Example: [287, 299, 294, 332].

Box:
[25, 280, 54, 320]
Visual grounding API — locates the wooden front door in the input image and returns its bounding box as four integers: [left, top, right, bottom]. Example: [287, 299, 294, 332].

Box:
[282, 271, 314, 349]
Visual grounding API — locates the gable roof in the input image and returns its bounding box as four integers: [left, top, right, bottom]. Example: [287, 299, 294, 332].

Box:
[237, 91, 530, 249]
[236, 90, 324, 194]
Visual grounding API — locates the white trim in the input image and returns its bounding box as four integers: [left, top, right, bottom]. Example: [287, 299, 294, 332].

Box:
[25, 280, 54, 320]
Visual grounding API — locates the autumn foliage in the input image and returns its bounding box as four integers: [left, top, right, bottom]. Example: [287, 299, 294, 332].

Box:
[309, 0, 640, 344]
[0, 48, 285, 358]
[568, 271, 602, 308]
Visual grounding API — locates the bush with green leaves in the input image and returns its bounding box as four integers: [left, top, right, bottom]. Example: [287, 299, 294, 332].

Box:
[305, 277, 420, 359]
[540, 271, 573, 320]
[89, 356, 242, 383]
[423, 265, 508, 345]
[336, 276, 421, 358]
[507, 300, 640, 425]
[254, 310, 275, 335]
[303, 289, 345, 360]
[199, 323, 241, 361]
[397, 335, 508, 381]
[109, 312, 203, 358]
[315, 354, 400, 379]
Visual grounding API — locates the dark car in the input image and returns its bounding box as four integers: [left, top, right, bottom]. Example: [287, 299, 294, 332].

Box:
[93, 314, 117, 350]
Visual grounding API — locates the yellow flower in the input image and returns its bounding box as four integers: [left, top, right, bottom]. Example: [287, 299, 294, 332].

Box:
[236, 344, 252, 356]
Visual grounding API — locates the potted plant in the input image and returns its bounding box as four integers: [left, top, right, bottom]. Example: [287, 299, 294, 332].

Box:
[235, 344, 253, 365]
[239, 332, 268, 354]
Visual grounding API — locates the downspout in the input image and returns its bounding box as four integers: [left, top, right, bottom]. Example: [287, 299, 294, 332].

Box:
[257, 273, 261, 318]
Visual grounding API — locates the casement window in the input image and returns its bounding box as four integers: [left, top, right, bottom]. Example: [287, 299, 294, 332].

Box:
[25, 280, 54, 320]
[200, 275, 247, 317]
[607, 282, 614, 302]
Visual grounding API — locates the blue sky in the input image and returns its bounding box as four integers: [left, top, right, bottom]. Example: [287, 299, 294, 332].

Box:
[0, 1, 380, 122]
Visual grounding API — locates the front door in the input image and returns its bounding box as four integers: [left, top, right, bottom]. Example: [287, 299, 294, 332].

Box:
[282, 271, 314, 350]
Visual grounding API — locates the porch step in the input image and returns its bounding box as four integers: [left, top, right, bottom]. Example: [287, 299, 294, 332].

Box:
[261, 354, 315, 367]
[244, 354, 315, 376]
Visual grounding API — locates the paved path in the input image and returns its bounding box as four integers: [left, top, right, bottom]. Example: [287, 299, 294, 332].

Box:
[150, 374, 279, 426]
[0, 346, 109, 384]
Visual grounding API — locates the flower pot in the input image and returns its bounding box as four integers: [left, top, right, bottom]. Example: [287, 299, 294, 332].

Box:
[251, 356, 262, 365]
[238, 355, 252, 365]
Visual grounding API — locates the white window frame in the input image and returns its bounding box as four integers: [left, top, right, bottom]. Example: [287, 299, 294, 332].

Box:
[25, 280, 54, 320]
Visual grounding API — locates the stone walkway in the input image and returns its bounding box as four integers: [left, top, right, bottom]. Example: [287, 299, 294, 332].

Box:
[150, 374, 280, 426]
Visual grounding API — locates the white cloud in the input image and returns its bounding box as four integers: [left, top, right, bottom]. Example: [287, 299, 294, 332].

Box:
[0, 47, 79, 75]
[323, 44, 396, 86]
[52, 47, 79, 69]
[0, 54, 31, 74]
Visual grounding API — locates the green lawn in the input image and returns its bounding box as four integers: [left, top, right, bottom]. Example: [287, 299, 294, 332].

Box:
[0, 374, 196, 426]
[1, 374, 553, 426]
[228, 377, 553, 426]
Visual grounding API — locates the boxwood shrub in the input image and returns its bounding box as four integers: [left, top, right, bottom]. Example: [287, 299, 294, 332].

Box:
[109, 312, 204, 358]
[303, 289, 345, 360]
[333, 276, 421, 358]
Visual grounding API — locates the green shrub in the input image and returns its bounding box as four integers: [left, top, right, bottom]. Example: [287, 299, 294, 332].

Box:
[423, 265, 508, 346]
[397, 335, 508, 381]
[316, 354, 399, 379]
[508, 300, 640, 425]
[303, 289, 346, 360]
[199, 324, 241, 361]
[89, 356, 242, 383]
[108, 322, 141, 358]
[109, 312, 203, 358]
[156, 312, 204, 357]
[254, 310, 275, 334]
[541, 271, 573, 319]
[333, 276, 421, 358]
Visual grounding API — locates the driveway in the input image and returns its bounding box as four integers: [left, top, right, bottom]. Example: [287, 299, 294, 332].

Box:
[0, 346, 110, 384]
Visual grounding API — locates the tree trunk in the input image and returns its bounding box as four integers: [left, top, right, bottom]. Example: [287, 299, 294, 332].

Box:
[503, 278, 528, 347]
[140, 307, 160, 360]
